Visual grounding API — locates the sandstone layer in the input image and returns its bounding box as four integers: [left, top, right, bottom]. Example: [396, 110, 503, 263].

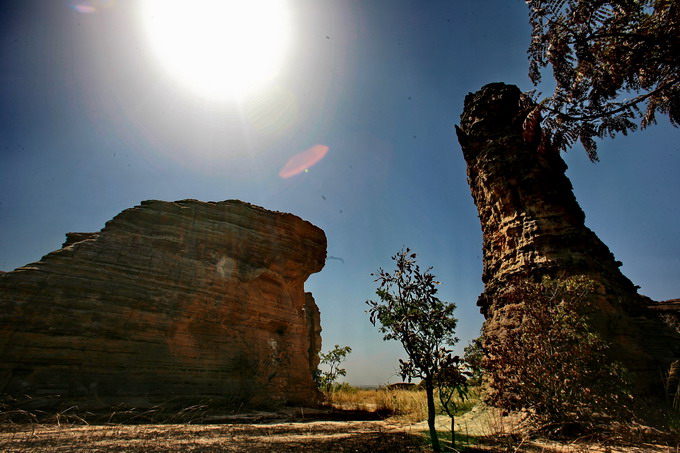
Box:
[456, 83, 679, 394]
[0, 199, 326, 409]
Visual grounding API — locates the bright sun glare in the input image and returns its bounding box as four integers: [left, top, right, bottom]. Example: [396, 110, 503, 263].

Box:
[141, 0, 291, 101]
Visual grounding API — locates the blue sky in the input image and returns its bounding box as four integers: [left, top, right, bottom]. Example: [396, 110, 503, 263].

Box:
[1, 0, 678, 385]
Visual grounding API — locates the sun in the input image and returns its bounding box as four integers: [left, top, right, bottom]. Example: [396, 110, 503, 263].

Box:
[140, 0, 291, 101]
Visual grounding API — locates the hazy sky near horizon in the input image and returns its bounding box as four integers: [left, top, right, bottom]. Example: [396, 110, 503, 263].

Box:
[1, 0, 679, 385]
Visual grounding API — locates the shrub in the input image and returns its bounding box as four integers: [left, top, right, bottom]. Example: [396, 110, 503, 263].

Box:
[482, 275, 633, 429]
[314, 344, 352, 392]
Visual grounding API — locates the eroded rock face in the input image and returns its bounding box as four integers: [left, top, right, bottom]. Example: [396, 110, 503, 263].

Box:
[456, 83, 679, 394]
[0, 199, 326, 408]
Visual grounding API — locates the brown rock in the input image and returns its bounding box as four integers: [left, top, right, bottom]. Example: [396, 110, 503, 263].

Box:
[649, 299, 680, 332]
[456, 83, 679, 395]
[0, 199, 326, 409]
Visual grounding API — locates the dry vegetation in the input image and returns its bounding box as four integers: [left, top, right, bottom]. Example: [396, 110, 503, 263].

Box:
[0, 420, 424, 452]
[1, 388, 679, 452]
[324, 387, 431, 422]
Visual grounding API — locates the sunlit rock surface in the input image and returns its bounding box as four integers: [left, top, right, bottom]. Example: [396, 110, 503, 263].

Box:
[0, 199, 326, 408]
[456, 83, 679, 394]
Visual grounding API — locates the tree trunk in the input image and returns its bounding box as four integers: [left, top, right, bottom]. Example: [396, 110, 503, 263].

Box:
[425, 377, 441, 452]
[450, 416, 455, 450]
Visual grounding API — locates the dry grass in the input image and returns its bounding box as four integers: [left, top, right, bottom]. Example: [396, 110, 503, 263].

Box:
[325, 388, 428, 421]
[323, 386, 476, 423]
[324, 387, 680, 452]
[0, 421, 426, 452]
[2, 390, 678, 452]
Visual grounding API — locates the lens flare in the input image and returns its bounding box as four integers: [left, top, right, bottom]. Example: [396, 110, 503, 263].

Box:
[73, 4, 96, 13]
[70, 0, 115, 13]
[279, 145, 329, 178]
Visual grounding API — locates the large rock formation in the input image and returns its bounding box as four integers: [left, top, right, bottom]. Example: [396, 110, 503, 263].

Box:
[456, 83, 679, 394]
[0, 199, 326, 409]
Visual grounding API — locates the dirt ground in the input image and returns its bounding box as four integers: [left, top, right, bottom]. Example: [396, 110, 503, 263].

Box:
[413, 406, 680, 452]
[1, 419, 425, 452]
[1, 406, 678, 452]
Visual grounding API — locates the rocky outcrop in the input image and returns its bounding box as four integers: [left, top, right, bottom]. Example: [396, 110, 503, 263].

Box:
[650, 300, 680, 331]
[456, 83, 679, 394]
[0, 199, 326, 409]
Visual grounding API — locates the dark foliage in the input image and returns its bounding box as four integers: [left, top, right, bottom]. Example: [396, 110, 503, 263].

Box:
[482, 276, 634, 429]
[527, 0, 680, 160]
[463, 336, 484, 386]
[366, 249, 459, 385]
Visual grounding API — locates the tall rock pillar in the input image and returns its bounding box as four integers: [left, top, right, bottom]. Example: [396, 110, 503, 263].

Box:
[455, 83, 679, 394]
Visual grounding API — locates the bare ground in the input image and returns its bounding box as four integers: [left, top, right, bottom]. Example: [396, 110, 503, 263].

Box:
[1, 405, 678, 452]
[412, 405, 680, 452]
[1, 419, 424, 452]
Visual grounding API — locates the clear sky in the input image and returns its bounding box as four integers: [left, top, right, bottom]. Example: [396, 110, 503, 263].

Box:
[1, 0, 679, 386]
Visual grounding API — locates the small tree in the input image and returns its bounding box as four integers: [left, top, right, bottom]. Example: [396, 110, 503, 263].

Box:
[434, 353, 470, 451]
[366, 248, 459, 452]
[463, 335, 484, 386]
[315, 344, 352, 392]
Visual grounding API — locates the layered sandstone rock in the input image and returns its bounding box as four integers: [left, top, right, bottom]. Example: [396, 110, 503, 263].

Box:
[456, 83, 679, 394]
[0, 199, 326, 409]
[650, 299, 680, 330]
